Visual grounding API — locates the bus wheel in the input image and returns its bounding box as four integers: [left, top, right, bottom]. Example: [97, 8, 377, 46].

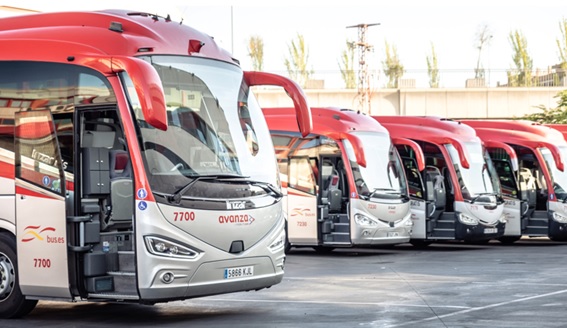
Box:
[0, 233, 38, 319]
[313, 246, 334, 254]
[497, 236, 521, 244]
[410, 240, 432, 248]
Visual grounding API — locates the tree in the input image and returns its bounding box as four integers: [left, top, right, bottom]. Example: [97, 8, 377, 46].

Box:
[474, 24, 492, 79]
[426, 42, 440, 88]
[247, 35, 264, 71]
[382, 40, 404, 88]
[523, 90, 567, 123]
[557, 18, 567, 70]
[338, 40, 356, 89]
[283, 33, 313, 88]
[507, 30, 533, 86]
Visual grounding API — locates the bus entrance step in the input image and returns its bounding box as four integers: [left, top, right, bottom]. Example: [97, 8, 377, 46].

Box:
[88, 292, 139, 301]
[430, 228, 455, 238]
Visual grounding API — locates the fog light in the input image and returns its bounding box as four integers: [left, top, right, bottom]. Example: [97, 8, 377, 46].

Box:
[161, 272, 174, 284]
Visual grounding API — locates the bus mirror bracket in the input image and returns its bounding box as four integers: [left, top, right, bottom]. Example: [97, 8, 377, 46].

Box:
[244, 71, 312, 137]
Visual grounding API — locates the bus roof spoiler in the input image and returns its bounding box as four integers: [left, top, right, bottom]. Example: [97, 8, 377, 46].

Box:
[392, 138, 425, 171]
[244, 71, 312, 137]
[483, 140, 519, 172]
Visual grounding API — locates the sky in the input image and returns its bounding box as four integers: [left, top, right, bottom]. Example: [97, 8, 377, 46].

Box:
[2, 0, 566, 88]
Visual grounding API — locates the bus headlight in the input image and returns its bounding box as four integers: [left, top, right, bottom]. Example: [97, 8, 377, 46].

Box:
[145, 236, 200, 259]
[499, 213, 509, 223]
[354, 213, 379, 226]
[552, 211, 567, 223]
[457, 212, 479, 225]
[269, 229, 286, 253]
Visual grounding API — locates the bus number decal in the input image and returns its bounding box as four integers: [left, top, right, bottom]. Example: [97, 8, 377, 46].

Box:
[297, 221, 307, 227]
[174, 211, 195, 221]
[33, 258, 51, 268]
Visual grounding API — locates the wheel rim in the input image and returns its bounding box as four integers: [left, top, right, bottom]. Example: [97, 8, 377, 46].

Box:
[0, 253, 15, 301]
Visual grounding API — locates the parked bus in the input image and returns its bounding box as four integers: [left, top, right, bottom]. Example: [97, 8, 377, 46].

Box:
[263, 107, 420, 252]
[461, 120, 567, 243]
[0, 9, 312, 318]
[373, 116, 506, 246]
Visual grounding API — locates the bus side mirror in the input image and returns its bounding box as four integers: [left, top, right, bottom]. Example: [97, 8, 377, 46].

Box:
[244, 71, 312, 137]
[111, 57, 168, 131]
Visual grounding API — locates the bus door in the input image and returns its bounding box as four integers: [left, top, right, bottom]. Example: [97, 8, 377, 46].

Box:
[487, 147, 523, 239]
[319, 156, 349, 245]
[286, 156, 318, 245]
[401, 157, 428, 239]
[14, 109, 71, 299]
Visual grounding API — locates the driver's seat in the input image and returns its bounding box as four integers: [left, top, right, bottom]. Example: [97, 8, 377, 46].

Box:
[102, 150, 133, 231]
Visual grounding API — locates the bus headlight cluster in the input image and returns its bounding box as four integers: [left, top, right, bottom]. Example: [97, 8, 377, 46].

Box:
[457, 212, 479, 225]
[499, 213, 509, 223]
[145, 236, 199, 259]
[552, 211, 567, 223]
[354, 213, 379, 226]
[269, 229, 286, 253]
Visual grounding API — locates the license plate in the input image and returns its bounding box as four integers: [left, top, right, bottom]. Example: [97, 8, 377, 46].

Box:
[224, 266, 254, 279]
[484, 228, 497, 234]
[387, 231, 399, 237]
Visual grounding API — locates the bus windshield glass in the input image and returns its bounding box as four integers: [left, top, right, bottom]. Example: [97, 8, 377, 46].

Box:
[126, 56, 278, 197]
[446, 141, 500, 199]
[345, 131, 407, 199]
[541, 147, 567, 201]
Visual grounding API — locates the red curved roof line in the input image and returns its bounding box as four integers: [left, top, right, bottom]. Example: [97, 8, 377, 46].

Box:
[263, 107, 389, 140]
[0, 9, 234, 62]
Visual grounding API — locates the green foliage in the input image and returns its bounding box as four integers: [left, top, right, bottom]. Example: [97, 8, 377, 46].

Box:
[382, 40, 404, 88]
[338, 40, 356, 89]
[283, 33, 313, 88]
[523, 89, 567, 123]
[247, 35, 264, 71]
[507, 30, 533, 86]
[558, 18, 567, 70]
[426, 42, 439, 88]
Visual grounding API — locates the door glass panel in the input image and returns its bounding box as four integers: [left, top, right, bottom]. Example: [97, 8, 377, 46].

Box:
[15, 109, 64, 195]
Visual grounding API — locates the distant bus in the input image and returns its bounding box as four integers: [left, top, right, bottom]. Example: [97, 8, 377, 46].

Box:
[375, 116, 506, 246]
[264, 107, 417, 252]
[463, 120, 567, 243]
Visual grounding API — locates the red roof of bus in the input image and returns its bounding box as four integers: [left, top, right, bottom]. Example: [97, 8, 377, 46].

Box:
[263, 107, 389, 138]
[460, 120, 566, 147]
[0, 9, 234, 63]
[373, 116, 479, 143]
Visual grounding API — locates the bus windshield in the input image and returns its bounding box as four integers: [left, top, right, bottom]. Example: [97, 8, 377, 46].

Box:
[345, 131, 407, 199]
[126, 56, 278, 198]
[541, 147, 567, 201]
[446, 141, 500, 199]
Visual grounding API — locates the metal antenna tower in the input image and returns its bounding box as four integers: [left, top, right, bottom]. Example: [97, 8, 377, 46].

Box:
[346, 23, 379, 114]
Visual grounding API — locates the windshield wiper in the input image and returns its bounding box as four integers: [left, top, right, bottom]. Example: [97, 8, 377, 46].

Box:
[169, 173, 246, 204]
[248, 181, 284, 198]
[469, 192, 497, 204]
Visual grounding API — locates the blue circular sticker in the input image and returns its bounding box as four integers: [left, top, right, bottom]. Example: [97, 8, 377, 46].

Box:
[138, 201, 147, 211]
[42, 176, 51, 186]
[137, 188, 148, 199]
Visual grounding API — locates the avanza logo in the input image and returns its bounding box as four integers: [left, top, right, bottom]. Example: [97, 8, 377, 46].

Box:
[218, 214, 255, 225]
[21, 226, 64, 244]
[21, 225, 56, 242]
[290, 208, 316, 217]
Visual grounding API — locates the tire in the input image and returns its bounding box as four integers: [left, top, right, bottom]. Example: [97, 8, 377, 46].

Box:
[0, 233, 38, 318]
[498, 236, 521, 244]
[313, 246, 334, 254]
[283, 222, 291, 254]
[410, 240, 433, 248]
